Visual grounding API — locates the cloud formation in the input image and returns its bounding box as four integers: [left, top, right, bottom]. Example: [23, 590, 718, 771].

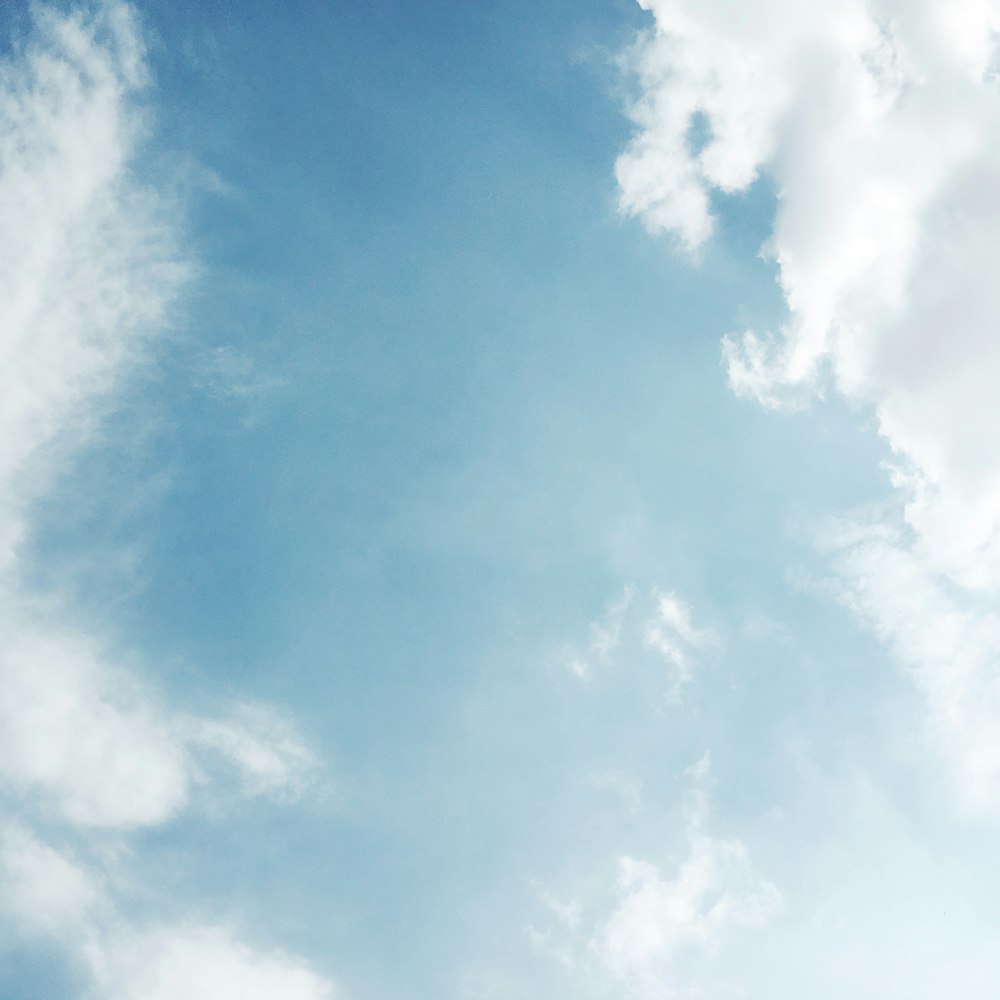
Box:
[0, 2, 331, 993]
[0, 621, 319, 827]
[0, 0, 183, 570]
[563, 586, 717, 699]
[819, 515, 1000, 811]
[530, 756, 779, 999]
[618, 0, 1000, 806]
[0, 824, 334, 1000]
[595, 768, 779, 996]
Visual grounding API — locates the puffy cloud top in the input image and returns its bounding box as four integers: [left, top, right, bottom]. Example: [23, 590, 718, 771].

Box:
[619, 0, 1000, 588]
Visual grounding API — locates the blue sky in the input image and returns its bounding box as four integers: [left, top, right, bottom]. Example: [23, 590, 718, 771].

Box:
[5, 1, 1000, 998]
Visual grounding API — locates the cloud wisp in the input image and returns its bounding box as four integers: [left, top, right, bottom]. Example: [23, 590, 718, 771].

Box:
[562, 585, 717, 701]
[618, 0, 1000, 809]
[0, 3, 332, 994]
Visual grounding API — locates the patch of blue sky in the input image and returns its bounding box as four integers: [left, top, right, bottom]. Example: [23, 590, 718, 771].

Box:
[0, 1, 956, 999]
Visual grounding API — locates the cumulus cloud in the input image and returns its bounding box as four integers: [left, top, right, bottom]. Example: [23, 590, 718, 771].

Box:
[618, 0, 1000, 805]
[0, 2, 332, 993]
[617, 0, 1000, 576]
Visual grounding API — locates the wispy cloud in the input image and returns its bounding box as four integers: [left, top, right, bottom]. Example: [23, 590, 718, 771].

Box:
[0, 0, 184, 569]
[0, 620, 319, 827]
[817, 514, 1000, 812]
[193, 345, 289, 428]
[0, 2, 332, 992]
[643, 589, 718, 698]
[0, 823, 335, 999]
[562, 585, 717, 700]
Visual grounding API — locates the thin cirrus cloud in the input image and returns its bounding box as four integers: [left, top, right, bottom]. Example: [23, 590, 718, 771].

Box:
[617, 0, 1000, 809]
[0, 2, 332, 995]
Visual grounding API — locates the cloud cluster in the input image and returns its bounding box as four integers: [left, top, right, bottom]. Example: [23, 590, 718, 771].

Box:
[618, 0, 1000, 806]
[0, 3, 332, 994]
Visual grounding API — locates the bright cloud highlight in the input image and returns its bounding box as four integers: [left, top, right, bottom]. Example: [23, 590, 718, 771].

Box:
[618, 0, 1000, 808]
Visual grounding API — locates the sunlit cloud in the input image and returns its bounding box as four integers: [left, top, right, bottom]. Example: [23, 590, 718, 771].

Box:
[0, 2, 332, 993]
[618, 0, 1000, 807]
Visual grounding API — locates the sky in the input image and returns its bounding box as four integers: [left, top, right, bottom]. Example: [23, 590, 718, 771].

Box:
[3, 0, 1000, 997]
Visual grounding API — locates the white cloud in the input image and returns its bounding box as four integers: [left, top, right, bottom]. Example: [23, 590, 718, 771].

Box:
[597, 841, 778, 986]
[192, 702, 319, 800]
[531, 756, 779, 999]
[616, 0, 794, 251]
[0, 826, 335, 1000]
[0, 623, 190, 827]
[562, 586, 716, 697]
[0, 0, 185, 572]
[618, 0, 1000, 578]
[593, 759, 778, 997]
[0, 1, 316, 817]
[817, 515, 1000, 812]
[643, 589, 717, 698]
[0, 0, 198, 829]
[0, 3, 333, 995]
[0, 617, 318, 828]
[618, 0, 1000, 806]
[88, 925, 335, 1000]
[0, 824, 102, 934]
